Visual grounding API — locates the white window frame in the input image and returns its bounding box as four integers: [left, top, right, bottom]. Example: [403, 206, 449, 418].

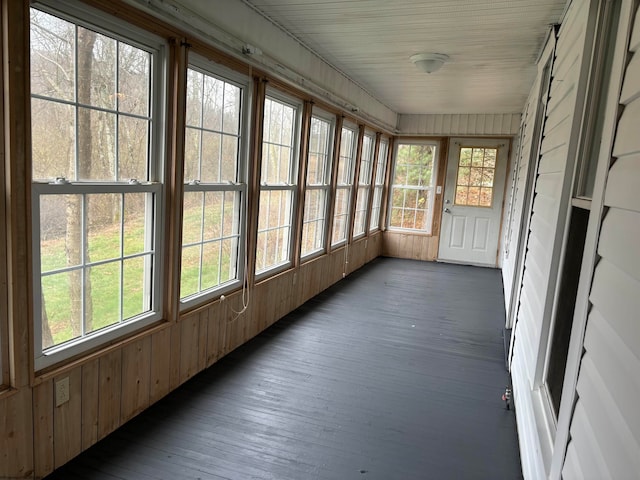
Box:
[353, 130, 375, 238]
[180, 58, 250, 308]
[255, 89, 302, 279]
[369, 137, 389, 232]
[300, 108, 335, 260]
[331, 122, 358, 247]
[30, 0, 167, 370]
[387, 140, 439, 234]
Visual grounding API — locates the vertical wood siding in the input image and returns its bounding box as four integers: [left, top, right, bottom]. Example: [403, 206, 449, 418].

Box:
[23, 237, 380, 478]
[562, 6, 640, 476]
[397, 113, 520, 136]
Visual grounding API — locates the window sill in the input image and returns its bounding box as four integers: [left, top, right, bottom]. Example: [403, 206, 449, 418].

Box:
[385, 228, 434, 237]
[0, 385, 19, 401]
[33, 317, 170, 383]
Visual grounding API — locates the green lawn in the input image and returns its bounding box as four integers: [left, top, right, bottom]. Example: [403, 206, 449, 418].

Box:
[41, 202, 232, 347]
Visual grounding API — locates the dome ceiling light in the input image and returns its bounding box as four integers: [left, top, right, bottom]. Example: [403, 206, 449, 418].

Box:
[410, 53, 449, 74]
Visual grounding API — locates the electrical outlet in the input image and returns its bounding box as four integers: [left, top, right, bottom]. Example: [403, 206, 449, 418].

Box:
[55, 376, 70, 407]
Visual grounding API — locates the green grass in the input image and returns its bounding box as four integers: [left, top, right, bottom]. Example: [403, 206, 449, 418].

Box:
[41, 202, 231, 347]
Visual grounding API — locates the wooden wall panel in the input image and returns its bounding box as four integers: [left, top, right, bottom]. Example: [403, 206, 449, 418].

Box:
[97, 350, 123, 440]
[81, 359, 99, 450]
[53, 368, 82, 469]
[179, 314, 201, 384]
[205, 301, 226, 367]
[32, 380, 54, 478]
[382, 231, 439, 261]
[149, 328, 171, 404]
[120, 337, 151, 423]
[0, 389, 34, 479]
[197, 310, 208, 372]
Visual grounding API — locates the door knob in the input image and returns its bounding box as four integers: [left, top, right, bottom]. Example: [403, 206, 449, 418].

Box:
[444, 208, 451, 214]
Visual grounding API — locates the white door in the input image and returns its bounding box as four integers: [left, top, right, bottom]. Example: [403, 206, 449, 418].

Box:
[438, 138, 508, 266]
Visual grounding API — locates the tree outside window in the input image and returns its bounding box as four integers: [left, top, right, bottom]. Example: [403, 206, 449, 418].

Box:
[30, 5, 163, 368]
[389, 143, 437, 233]
[180, 65, 246, 305]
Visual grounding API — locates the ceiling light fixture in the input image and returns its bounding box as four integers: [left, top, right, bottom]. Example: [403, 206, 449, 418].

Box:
[410, 53, 449, 74]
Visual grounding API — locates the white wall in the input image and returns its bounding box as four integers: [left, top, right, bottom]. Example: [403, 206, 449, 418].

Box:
[561, 4, 640, 477]
[504, 0, 640, 478]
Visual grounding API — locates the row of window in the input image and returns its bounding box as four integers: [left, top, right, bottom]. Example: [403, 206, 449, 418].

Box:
[29, 1, 438, 369]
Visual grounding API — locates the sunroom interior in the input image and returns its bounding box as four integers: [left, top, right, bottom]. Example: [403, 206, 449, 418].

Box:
[2, 0, 640, 479]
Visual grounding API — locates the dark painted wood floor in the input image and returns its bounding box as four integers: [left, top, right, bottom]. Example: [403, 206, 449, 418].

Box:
[45, 258, 522, 480]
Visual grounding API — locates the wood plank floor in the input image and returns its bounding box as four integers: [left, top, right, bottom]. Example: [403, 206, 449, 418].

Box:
[45, 258, 522, 480]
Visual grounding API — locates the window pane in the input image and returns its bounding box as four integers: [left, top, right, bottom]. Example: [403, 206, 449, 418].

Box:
[41, 271, 82, 348]
[454, 147, 496, 207]
[122, 255, 151, 319]
[40, 194, 81, 272]
[201, 241, 222, 290]
[257, 189, 292, 272]
[337, 128, 355, 184]
[30, 10, 75, 102]
[203, 74, 223, 131]
[123, 193, 146, 256]
[78, 28, 116, 110]
[87, 193, 122, 263]
[118, 43, 150, 116]
[31, 98, 75, 181]
[201, 131, 222, 183]
[180, 245, 201, 298]
[186, 69, 203, 127]
[302, 189, 326, 256]
[77, 107, 116, 181]
[183, 192, 204, 245]
[389, 143, 436, 232]
[86, 261, 121, 333]
[223, 82, 241, 135]
[118, 116, 149, 181]
[184, 127, 201, 182]
[332, 187, 350, 244]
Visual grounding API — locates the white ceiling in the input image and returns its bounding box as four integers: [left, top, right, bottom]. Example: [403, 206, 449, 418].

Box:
[237, 0, 567, 115]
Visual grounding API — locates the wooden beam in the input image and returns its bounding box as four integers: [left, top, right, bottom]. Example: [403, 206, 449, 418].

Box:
[2, 0, 31, 387]
[292, 100, 313, 266]
[164, 38, 189, 323]
[325, 115, 344, 252]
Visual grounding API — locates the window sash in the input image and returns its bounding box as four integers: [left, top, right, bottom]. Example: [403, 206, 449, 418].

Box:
[32, 183, 162, 370]
[331, 126, 357, 246]
[331, 185, 352, 246]
[257, 93, 300, 276]
[302, 113, 334, 259]
[301, 185, 331, 258]
[180, 62, 248, 306]
[256, 187, 296, 275]
[369, 140, 388, 232]
[30, 1, 165, 370]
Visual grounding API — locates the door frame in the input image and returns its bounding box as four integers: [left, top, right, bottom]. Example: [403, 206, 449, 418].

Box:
[436, 136, 511, 267]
